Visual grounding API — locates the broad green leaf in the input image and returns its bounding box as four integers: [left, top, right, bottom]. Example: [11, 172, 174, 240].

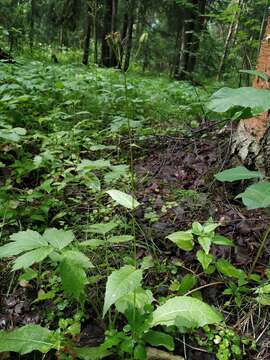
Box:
[10, 230, 47, 247]
[115, 287, 153, 314]
[208, 87, 270, 113]
[61, 250, 94, 269]
[216, 259, 246, 280]
[134, 344, 146, 360]
[0, 325, 57, 354]
[256, 284, 270, 294]
[256, 294, 270, 306]
[203, 223, 220, 233]
[143, 330, 174, 351]
[108, 235, 134, 244]
[33, 290, 56, 303]
[198, 236, 211, 254]
[150, 296, 222, 328]
[236, 182, 270, 209]
[75, 346, 112, 360]
[19, 268, 38, 281]
[12, 246, 54, 271]
[90, 144, 116, 151]
[0, 230, 48, 258]
[103, 265, 143, 317]
[167, 231, 194, 251]
[77, 159, 111, 172]
[212, 235, 234, 246]
[178, 274, 198, 295]
[83, 174, 101, 191]
[215, 166, 262, 182]
[79, 239, 104, 249]
[240, 70, 270, 82]
[140, 256, 154, 270]
[59, 257, 88, 300]
[106, 189, 140, 209]
[105, 165, 129, 183]
[85, 221, 119, 235]
[196, 250, 213, 271]
[43, 228, 74, 250]
[192, 222, 203, 235]
[0, 241, 39, 259]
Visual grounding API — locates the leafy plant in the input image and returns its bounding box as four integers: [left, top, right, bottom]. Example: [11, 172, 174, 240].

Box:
[0, 228, 94, 302]
[167, 220, 234, 271]
[99, 264, 222, 359]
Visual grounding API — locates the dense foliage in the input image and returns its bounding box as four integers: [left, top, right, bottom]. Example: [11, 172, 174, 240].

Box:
[1, 1, 270, 360]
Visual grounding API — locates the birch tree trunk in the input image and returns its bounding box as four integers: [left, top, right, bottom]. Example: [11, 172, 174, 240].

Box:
[232, 13, 270, 175]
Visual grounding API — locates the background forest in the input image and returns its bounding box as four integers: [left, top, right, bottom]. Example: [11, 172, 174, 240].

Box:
[1, 1, 270, 360]
[0, 0, 268, 81]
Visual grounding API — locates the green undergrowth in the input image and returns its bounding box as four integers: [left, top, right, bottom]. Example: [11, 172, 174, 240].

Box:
[0, 60, 266, 360]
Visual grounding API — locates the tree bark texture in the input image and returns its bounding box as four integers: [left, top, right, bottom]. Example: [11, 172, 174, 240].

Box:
[233, 14, 270, 174]
[174, 0, 206, 80]
[120, 0, 136, 71]
[101, 0, 118, 67]
[82, 4, 92, 65]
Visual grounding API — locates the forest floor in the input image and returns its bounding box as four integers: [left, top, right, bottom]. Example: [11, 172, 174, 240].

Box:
[0, 60, 270, 360]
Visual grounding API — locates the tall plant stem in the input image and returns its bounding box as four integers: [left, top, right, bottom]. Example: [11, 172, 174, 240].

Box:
[249, 224, 270, 276]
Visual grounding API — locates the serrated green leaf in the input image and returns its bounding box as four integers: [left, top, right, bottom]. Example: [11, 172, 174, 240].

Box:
[83, 173, 101, 191]
[167, 231, 194, 251]
[106, 189, 140, 209]
[61, 250, 94, 269]
[0, 325, 57, 354]
[0, 230, 48, 258]
[236, 182, 270, 209]
[115, 287, 153, 314]
[10, 230, 47, 247]
[215, 166, 262, 182]
[103, 265, 143, 317]
[143, 330, 174, 351]
[108, 235, 134, 244]
[77, 159, 111, 172]
[79, 239, 104, 249]
[12, 246, 54, 271]
[43, 228, 74, 250]
[59, 257, 88, 300]
[150, 296, 222, 329]
[85, 221, 119, 235]
[196, 250, 213, 271]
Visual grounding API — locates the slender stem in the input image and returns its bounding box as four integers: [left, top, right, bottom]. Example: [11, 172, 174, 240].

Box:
[249, 224, 270, 276]
[185, 281, 223, 297]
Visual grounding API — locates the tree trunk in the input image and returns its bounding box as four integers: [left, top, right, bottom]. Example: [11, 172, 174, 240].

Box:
[82, 4, 92, 65]
[92, 0, 98, 64]
[174, 0, 206, 81]
[217, 0, 243, 81]
[101, 0, 118, 67]
[232, 13, 270, 174]
[29, 0, 36, 52]
[120, 0, 136, 71]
